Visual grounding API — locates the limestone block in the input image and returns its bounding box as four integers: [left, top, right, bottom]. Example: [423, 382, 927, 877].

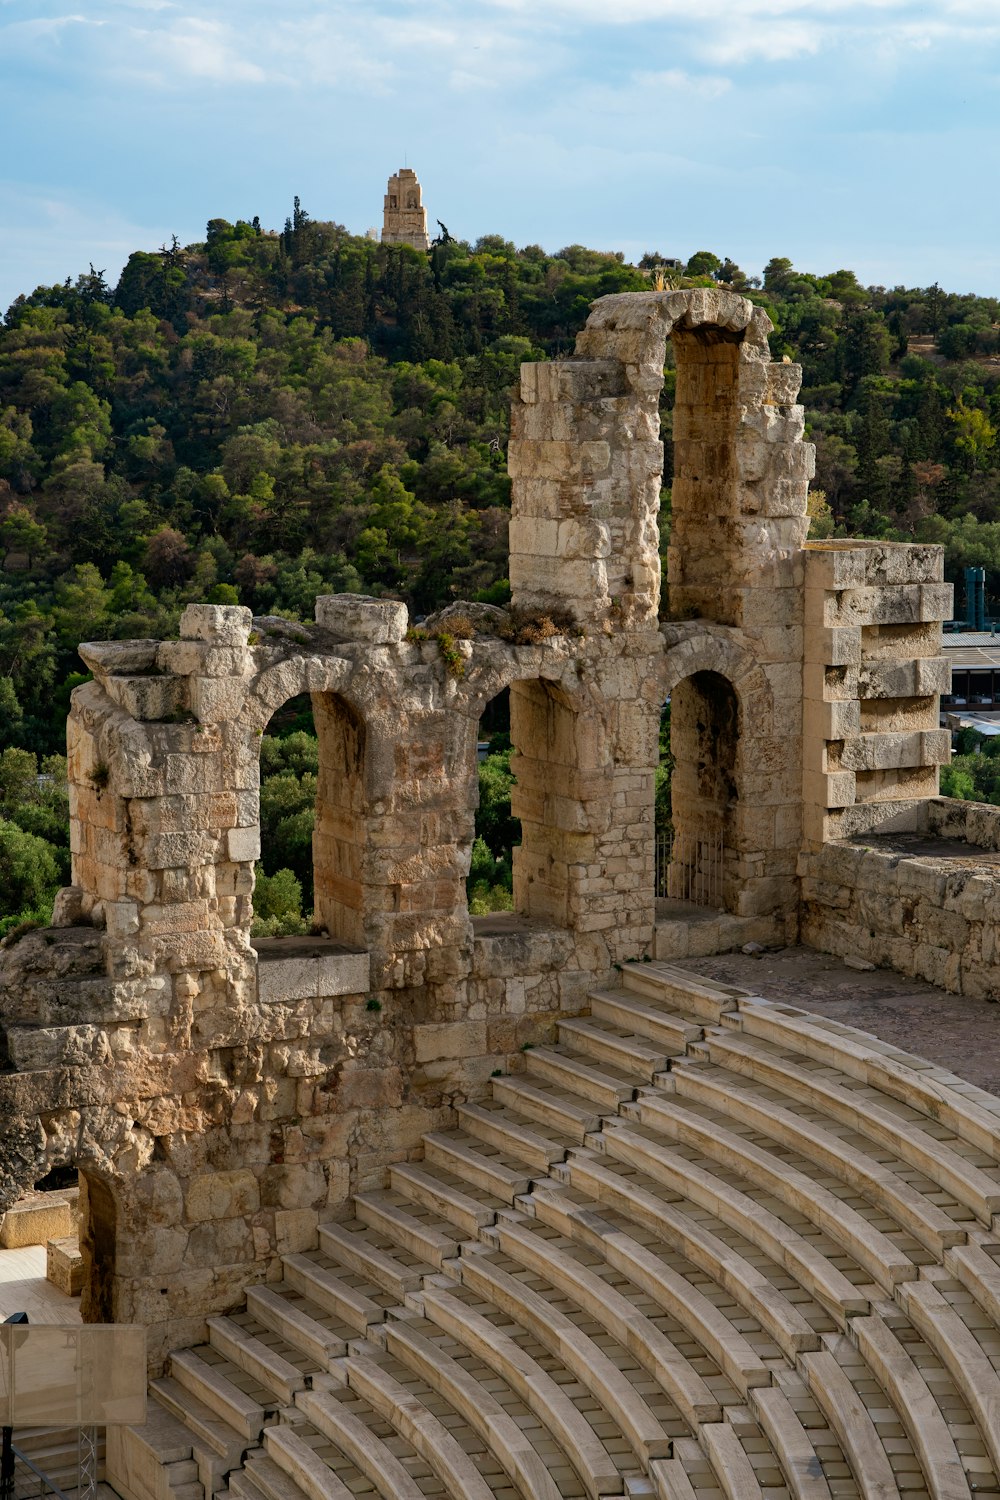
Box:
[180, 603, 253, 645]
[228, 824, 261, 862]
[803, 769, 855, 810]
[158, 642, 252, 678]
[191, 676, 249, 724]
[254, 949, 369, 1003]
[77, 638, 161, 677]
[315, 594, 408, 643]
[766, 364, 804, 406]
[105, 899, 140, 940]
[803, 544, 869, 590]
[520, 358, 624, 404]
[51, 885, 86, 926]
[1, 1196, 73, 1248]
[46, 1234, 83, 1295]
[413, 1020, 489, 1063]
[275, 1208, 318, 1254]
[103, 674, 187, 722]
[185, 1168, 260, 1222]
[803, 624, 861, 668]
[853, 542, 942, 586]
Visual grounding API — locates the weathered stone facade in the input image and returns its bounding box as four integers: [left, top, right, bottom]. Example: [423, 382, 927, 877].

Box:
[0, 289, 959, 1370]
[381, 168, 430, 251]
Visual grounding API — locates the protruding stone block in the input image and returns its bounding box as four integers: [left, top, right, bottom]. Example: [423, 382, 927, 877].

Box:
[51, 885, 86, 926]
[179, 604, 253, 645]
[315, 594, 408, 644]
[47, 1234, 83, 1295]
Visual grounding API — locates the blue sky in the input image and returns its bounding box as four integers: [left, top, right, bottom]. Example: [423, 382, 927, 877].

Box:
[2, 0, 999, 311]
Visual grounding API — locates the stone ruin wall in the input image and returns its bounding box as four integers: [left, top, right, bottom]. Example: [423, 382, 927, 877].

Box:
[0, 288, 960, 1367]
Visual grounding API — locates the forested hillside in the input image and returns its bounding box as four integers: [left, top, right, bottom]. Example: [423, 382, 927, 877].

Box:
[2, 202, 1000, 932]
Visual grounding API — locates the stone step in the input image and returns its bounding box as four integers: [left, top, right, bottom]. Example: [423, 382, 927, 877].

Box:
[649, 1457, 701, 1500]
[748, 1385, 833, 1500]
[456, 1101, 571, 1172]
[170, 1350, 273, 1446]
[423, 1130, 532, 1202]
[493, 1217, 724, 1429]
[705, 1028, 1000, 1227]
[491, 1075, 603, 1141]
[418, 1283, 625, 1500]
[294, 1389, 428, 1500]
[148, 1378, 247, 1475]
[698, 1421, 765, 1500]
[565, 1156, 824, 1361]
[529, 1186, 773, 1395]
[229, 1469, 273, 1500]
[525, 1046, 639, 1109]
[736, 1001, 1000, 1164]
[558, 1017, 670, 1079]
[669, 1060, 972, 1259]
[458, 1245, 675, 1462]
[600, 1123, 871, 1321]
[353, 1192, 460, 1268]
[796, 1350, 901, 1500]
[262, 1429, 354, 1500]
[896, 1278, 1000, 1479]
[588, 988, 703, 1052]
[621, 963, 745, 1024]
[389, 1161, 500, 1238]
[207, 1318, 308, 1407]
[107, 1400, 194, 1500]
[345, 1352, 499, 1500]
[636, 1094, 921, 1292]
[281, 1255, 386, 1332]
[318, 1220, 427, 1302]
[380, 1317, 576, 1500]
[850, 1312, 973, 1500]
[245, 1286, 348, 1368]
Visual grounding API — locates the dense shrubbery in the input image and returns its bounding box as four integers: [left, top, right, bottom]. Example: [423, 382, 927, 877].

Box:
[5, 205, 1000, 924]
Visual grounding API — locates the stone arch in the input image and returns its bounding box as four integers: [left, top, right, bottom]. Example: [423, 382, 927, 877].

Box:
[246, 657, 372, 945]
[658, 623, 773, 711]
[509, 287, 813, 634]
[454, 643, 612, 931]
[657, 623, 796, 921]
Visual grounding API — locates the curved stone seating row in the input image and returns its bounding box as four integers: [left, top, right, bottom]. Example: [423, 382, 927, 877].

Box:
[136, 957, 1000, 1500]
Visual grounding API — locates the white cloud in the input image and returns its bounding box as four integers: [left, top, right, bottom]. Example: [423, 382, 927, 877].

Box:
[129, 16, 269, 83]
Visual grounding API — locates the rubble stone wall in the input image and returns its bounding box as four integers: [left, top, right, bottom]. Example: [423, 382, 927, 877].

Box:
[800, 799, 1000, 998]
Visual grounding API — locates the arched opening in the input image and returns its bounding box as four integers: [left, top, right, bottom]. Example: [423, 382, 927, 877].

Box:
[509, 677, 590, 928]
[253, 692, 319, 937]
[467, 687, 519, 917]
[312, 690, 367, 946]
[78, 1170, 116, 1323]
[665, 325, 744, 625]
[661, 670, 740, 912]
[251, 688, 368, 947]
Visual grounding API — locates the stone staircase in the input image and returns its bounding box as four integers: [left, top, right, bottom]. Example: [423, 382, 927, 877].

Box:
[113, 960, 1000, 1500]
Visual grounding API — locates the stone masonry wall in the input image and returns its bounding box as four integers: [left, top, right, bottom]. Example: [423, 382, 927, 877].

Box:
[802, 540, 952, 847]
[0, 288, 958, 1367]
[800, 799, 1000, 1000]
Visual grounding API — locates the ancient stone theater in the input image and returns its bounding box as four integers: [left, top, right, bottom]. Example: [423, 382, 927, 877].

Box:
[8, 288, 1000, 1500]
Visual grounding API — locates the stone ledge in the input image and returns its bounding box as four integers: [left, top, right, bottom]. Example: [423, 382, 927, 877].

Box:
[471, 914, 575, 978]
[253, 938, 370, 1003]
[0, 1192, 75, 1248]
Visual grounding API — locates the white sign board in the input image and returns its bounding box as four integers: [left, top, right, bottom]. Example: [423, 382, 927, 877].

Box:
[0, 1325, 146, 1426]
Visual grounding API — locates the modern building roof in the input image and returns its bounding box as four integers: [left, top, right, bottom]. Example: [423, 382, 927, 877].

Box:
[941, 632, 1000, 668]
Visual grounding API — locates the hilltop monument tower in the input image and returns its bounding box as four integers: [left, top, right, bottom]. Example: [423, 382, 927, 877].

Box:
[381, 167, 430, 251]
